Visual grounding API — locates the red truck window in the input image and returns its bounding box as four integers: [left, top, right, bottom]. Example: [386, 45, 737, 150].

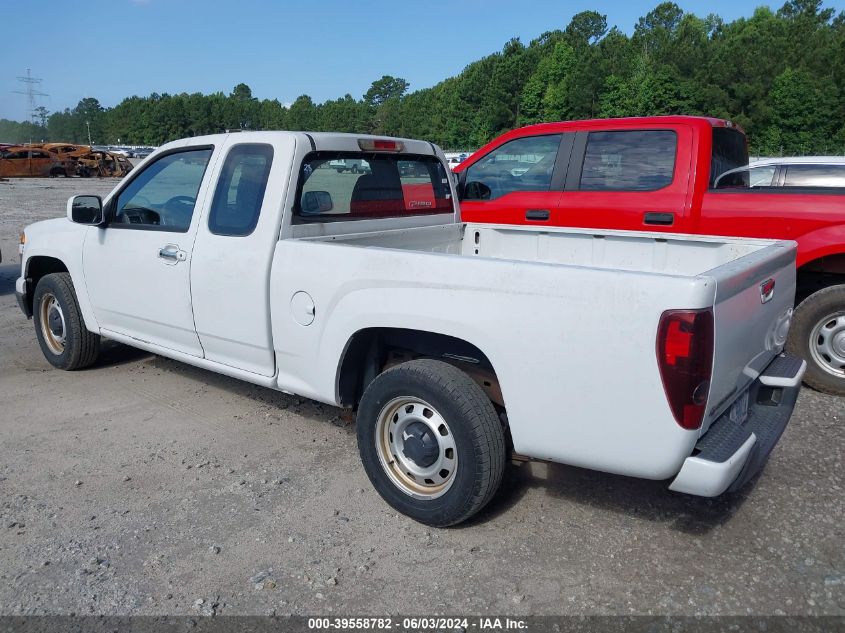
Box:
[710, 127, 748, 187]
[463, 134, 562, 200]
[578, 130, 676, 191]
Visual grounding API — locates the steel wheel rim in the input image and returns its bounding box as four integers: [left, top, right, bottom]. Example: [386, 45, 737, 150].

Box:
[809, 311, 845, 377]
[39, 293, 66, 355]
[374, 397, 458, 500]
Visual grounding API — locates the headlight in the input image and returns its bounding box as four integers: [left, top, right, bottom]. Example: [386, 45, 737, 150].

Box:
[19, 231, 26, 256]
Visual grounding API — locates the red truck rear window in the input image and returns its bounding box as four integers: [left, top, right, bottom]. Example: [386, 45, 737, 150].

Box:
[295, 152, 453, 223]
[710, 128, 748, 188]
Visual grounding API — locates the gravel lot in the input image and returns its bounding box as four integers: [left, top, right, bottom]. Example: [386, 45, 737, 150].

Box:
[0, 178, 843, 617]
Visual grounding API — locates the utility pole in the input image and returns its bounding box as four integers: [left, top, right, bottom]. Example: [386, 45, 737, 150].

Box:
[86, 121, 92, 146]
[13, 68, 49, 124]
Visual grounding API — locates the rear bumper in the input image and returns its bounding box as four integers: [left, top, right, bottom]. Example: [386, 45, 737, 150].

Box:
[669, 353, 805, 497]
[15, 276, 31, 319]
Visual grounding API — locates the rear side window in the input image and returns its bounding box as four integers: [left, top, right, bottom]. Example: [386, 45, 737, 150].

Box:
[463, 134, 562, 200]
[295, 152, 453, 223]
[208, 144, 273, 236]
[579, 130, 676, 191]
[710, 127, 748, 187]
[783, 164, 845, 187]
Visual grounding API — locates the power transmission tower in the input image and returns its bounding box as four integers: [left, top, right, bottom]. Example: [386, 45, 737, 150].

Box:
[13, 68, 49, 123]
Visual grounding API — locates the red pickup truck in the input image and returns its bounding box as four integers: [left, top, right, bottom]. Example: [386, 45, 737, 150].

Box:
[456, 116, 845, 395]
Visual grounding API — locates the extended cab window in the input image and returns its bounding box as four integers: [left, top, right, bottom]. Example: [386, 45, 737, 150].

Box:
[113, 148, 212, 232]
[579, 130, 676, 191]
[208, 144, 273, 236]
[295, 152, 453, 222]
[463, 134, 561, 200]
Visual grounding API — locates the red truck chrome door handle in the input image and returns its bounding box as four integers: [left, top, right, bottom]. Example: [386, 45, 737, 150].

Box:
[644, 212, 674, 226]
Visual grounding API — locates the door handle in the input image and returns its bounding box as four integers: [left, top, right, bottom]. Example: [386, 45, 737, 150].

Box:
[644, 212, 674, 226]
[158, 245, 186, 262]
[525, 209, 550, 221]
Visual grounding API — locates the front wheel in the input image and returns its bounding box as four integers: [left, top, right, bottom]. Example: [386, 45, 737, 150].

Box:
[33, 273, 100, 370]
[787, 284, 845, 395]
[356, 359, 505, 527]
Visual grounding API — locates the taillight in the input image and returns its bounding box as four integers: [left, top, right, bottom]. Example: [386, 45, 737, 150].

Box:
[656, 309, 714, 430]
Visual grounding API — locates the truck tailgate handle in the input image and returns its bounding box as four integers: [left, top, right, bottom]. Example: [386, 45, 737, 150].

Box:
[525, 209, 550, 221]
[644, 212, 674, 226]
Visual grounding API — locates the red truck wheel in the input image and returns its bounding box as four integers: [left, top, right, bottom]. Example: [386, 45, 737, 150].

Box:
[788, 285, 845, 396]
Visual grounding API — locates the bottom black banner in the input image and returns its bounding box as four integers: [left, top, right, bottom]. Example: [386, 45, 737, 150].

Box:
[0, 616, 842, 633]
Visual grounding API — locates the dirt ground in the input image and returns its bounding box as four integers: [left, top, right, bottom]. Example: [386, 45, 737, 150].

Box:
[0, 177, 843, 617]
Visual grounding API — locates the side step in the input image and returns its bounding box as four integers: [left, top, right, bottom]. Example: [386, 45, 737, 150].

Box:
[759, 353, 806, 388]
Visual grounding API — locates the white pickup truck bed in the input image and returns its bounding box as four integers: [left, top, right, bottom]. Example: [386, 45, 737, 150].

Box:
[17, 131, 805, 525]
[277, 220, 798, 486]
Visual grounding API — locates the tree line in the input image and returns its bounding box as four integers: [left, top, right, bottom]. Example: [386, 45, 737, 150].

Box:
[1, 0, 843, 155]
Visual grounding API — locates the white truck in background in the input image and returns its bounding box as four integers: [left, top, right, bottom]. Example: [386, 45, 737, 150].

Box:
[16, 131, 805, 526]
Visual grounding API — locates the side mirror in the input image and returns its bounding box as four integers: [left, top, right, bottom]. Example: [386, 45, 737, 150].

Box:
[301, 190, 334, 215]
[67, 195, 105, 225]
[464, 181, 491, 201]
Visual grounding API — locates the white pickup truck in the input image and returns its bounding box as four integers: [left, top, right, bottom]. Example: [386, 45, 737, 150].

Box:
[16, 132, 806, 526]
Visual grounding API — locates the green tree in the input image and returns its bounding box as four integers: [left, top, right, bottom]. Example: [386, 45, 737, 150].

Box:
[364, 76, 410, 107]
[756, 67, 839, 154]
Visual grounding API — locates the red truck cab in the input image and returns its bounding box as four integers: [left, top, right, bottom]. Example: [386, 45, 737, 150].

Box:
[456, 116, 845, 395]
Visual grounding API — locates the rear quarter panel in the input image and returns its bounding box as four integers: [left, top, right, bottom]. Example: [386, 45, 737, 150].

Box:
[699, 191, 845, 266]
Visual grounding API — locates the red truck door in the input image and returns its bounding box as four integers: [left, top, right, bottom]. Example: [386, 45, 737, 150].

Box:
[555, 126, 693, 232]
[459, 133, 570, 225]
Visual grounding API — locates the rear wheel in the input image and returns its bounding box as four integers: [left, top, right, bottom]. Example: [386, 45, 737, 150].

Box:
[356, 359, 505, 526]
[787, 284, 845, 396]
[33, 273, 100, 370]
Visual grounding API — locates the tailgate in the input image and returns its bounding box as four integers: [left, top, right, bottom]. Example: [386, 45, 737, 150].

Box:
[702, 241, 798, 432]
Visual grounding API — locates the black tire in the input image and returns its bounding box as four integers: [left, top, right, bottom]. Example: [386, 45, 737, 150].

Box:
[32, 273, 100, 371]
[356, 359, 505, 527]
[787, 284, 845, 396]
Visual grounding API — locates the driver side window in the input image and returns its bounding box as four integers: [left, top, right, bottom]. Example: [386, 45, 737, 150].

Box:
[113, 148, 213, 232]
[463, 134, 562, 200]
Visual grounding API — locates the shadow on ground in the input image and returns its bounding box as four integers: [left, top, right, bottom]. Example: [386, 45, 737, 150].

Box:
[466, 458, 752, 535]
[0, 263, 19, 296]
[91, 343, 751, 533]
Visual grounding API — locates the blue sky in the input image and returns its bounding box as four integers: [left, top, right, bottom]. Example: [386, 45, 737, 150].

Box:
[2, 0, 844, 120]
